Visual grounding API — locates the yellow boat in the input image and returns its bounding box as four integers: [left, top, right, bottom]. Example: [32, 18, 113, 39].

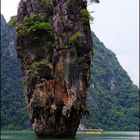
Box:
[85, 131, 104, 134]
[79, 129, 104, 135]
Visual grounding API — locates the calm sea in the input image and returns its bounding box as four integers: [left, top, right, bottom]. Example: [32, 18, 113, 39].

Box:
[0, 130, 139, 140]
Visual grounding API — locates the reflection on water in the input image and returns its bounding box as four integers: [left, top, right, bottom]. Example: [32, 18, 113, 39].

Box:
[1, 130, 139, 140]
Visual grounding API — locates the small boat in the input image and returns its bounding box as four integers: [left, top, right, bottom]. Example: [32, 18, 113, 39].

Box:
[79, 129, 104, 135]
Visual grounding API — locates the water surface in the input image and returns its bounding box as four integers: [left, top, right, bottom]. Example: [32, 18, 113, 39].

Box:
[1, 130, 139, 140]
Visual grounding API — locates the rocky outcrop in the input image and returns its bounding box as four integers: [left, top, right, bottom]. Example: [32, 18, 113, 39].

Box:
[16, 0, 93, 138]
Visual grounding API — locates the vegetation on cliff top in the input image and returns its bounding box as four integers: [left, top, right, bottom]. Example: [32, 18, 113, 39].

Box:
[80, 9, 92, 24]
[16, 13, 53, 40]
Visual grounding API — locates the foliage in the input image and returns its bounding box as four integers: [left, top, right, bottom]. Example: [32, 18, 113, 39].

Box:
[9, 17, 16, 27]
[80, 9, 91, 24]
[16, 13, 54, 53]
[40, 0, 53, 8]
[67, 0, 77, 10]
[24, 13, 49, 23]
[29, 60, 46, 72]
[78, 56, 85, 64]
[69, 32, 83, 45]
[47, 41, 55, 49]
[28, 59, 53, 79]
[77, 56, 87, 69]
[29, 22, 52, 32]
[16, 13, 53, 39]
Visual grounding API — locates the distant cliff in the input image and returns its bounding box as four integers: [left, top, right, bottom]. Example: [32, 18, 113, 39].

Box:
[1, 14, 29, 129]
[82, 32, 139, 131]
[1, 14, 139, 131]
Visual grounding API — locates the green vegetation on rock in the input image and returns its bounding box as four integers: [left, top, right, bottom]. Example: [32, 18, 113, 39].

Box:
[68, 0, 77, 10]
[40, 0, 53, 8]
[17, 14, 52, 36]
[80, 9, 91, 24]
[29, 59, 52, 73]
[9, 17, 16, 27]
[69, 32, 83, 45]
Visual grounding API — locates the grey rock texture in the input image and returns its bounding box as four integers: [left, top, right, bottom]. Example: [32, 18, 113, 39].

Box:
[16, 0, 93, 138]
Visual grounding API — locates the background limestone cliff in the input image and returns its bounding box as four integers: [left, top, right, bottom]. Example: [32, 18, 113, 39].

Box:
[16, 0, 93, 137]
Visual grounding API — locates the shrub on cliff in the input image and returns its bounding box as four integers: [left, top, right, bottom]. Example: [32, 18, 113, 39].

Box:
[9, 17, 16, 27]
[16, 13, 53, 39]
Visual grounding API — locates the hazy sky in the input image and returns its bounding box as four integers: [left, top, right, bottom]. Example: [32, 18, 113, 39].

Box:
[88, 0, 139, 86]
[1, 0, 139, 86]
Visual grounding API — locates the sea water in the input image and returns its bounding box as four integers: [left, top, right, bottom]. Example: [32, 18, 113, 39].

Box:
[1, 130, 139, 140]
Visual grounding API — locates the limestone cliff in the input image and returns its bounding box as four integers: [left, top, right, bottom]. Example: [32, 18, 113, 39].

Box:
[16, 0, 93, 138]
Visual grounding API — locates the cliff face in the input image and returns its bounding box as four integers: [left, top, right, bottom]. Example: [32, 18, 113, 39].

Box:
[16, 0, 93, 137]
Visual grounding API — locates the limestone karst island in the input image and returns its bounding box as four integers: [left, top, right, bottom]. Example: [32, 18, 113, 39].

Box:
[16, 0, 98, 138]
[1, 0, 139, 139]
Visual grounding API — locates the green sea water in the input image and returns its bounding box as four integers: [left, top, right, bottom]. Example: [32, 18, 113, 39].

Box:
[0, 130, 139, 140]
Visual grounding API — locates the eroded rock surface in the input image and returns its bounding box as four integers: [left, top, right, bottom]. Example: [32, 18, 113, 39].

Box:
[16, 0, 93, 138]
